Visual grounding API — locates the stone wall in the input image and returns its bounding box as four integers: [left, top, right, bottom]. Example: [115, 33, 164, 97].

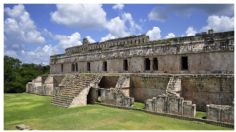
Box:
[50, 31, 234, 74]
[50, 49, 233, 74]
[100, 89, 134, 108]
[64, 35, 149, 55]
[130, 75, 169, 102]
[181, 75, 234, 111]
[145, 95, 196, 117]
[99, 76, 119, 88]
[207, 104, 234, 123]
[26, 75, 65, 96]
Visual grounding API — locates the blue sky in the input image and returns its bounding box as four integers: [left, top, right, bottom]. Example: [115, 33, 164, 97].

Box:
[4, 4, 234, 65]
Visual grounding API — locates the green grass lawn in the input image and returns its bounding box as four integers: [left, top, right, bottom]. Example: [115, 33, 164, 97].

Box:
[4, 93, 232, 130]
[133, 102, 145, 109]
[196, 111, 207, 119]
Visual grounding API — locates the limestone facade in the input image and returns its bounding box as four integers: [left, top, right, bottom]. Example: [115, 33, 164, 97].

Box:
[207, 104, 234, 123]
[50, 31, 233, 74]
[145, 95, 196, 117]
[26, 30, 234, 124]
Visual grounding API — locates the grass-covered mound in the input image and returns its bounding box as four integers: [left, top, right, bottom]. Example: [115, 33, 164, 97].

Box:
[4, 93, 231, 130]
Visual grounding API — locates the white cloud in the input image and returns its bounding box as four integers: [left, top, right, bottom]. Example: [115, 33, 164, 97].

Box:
[201, 15, 234, 32]
[100, 34, 116, 42]
[4, 4, 49, 65]
[21, 44, 59, 65]
[112, 4, 124, 10]
[105, 12, 141, 38]
[5, 4, 25, 18]
[55, 32, 82, 49]
[122, 12, 142, 33]
[86, 36, 96, 43]
[148, 8, 167, 22]
[106, 16, 129, 37]
[146, 27, 161, 40]
[51, 4, 141, 38]
[51, 4, 107, 28]
[165, 33, 175, 38]
[4, 4, 45, 46]
[185, 26, 197, 36]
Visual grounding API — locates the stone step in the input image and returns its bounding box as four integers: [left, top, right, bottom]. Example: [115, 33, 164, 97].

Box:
[51, 74, 100, 108]
[52, 102, 70, 108]
[52, 99, 72, 104]
[53, 97, 74, 101]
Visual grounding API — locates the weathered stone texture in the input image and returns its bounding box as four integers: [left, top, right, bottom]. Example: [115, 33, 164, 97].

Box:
[181, 75, 234, 111]
[207, 104, 234, 123]
[52, 74, 102, 108]
[50, 31, 234, 74]
[26, 75, 65, 96]
[100, 89, 134, 108]
[183, 101, 196, 117]
[144, 95, 196, 117]
[16, 124, 31, 130]
[26, 30, 234, 123]
[130, 75, 169, 102]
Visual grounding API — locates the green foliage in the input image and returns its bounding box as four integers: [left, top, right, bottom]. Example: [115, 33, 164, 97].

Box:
[4, 93, 231, 130]
[196, 111, 207, 119]
[133, 102, 145, 109]
[4, 55, 50, 93]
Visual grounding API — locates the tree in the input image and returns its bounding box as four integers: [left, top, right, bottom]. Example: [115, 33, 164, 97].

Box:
[4, 55, 50, 93]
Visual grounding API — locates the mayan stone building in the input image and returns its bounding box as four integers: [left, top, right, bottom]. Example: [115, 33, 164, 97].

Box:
[26, 29, 234, 123]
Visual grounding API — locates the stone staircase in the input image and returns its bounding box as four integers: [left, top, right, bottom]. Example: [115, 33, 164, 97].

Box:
[166, 76, 181, 97]
[52, 74, 101, 108]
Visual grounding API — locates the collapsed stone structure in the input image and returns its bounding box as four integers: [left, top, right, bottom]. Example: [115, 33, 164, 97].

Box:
[26, 30, 234, 124]
[145, 95, 196, 117]
[207, 104, 234, 123]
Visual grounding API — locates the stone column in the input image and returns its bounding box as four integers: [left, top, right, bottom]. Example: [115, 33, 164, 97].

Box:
[100, 89, 106, 102]
[150, 58, 153, 72]
[145, 99, 153, 111]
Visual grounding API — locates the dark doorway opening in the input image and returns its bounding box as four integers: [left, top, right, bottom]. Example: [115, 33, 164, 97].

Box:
[103, 61, 107, 71]
[181, 56, 188, 70]
[61, 64, 63, 72]
[71, 64, 75, 72]
[98, 76, 119, 88]
[75, 63, 78, 72]
[87, 88, 95, 104]
[153, 58, 158, 71]
[123, 59, 128, 71]
[145, 58, 151, 71]
[87, 62, 91, 71]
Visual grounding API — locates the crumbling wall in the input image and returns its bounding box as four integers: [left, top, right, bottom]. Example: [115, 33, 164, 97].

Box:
[99, 76, 119, 88]
[207, 104, 234, 124]
[43, 76, 54, 96]
[130, 75, 169, 102]
[183, 101, 196, 117]
[107, 59, 124, 72]
[115, 75, 130, 96]
[145, 95, 196, 117]
[26, 75, 65, 96]
[26, 82, 33, 93]
[50, 64, 62, 74]
[50, 31, 234, 75]
[100, 89, 134, 108]
[188, 52, 234, 74]
[181, 75, 234, 111]
[129, 57, 145, 73]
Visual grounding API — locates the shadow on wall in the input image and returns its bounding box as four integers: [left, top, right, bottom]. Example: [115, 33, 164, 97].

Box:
[98, 76, 119, 88]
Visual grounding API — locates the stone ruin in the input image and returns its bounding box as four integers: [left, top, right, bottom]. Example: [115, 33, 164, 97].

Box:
[145, 95, 196, 117]
[26, 30, 234, 124]
[207, 104, 234, 123]
[100, 89, 134, 108]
